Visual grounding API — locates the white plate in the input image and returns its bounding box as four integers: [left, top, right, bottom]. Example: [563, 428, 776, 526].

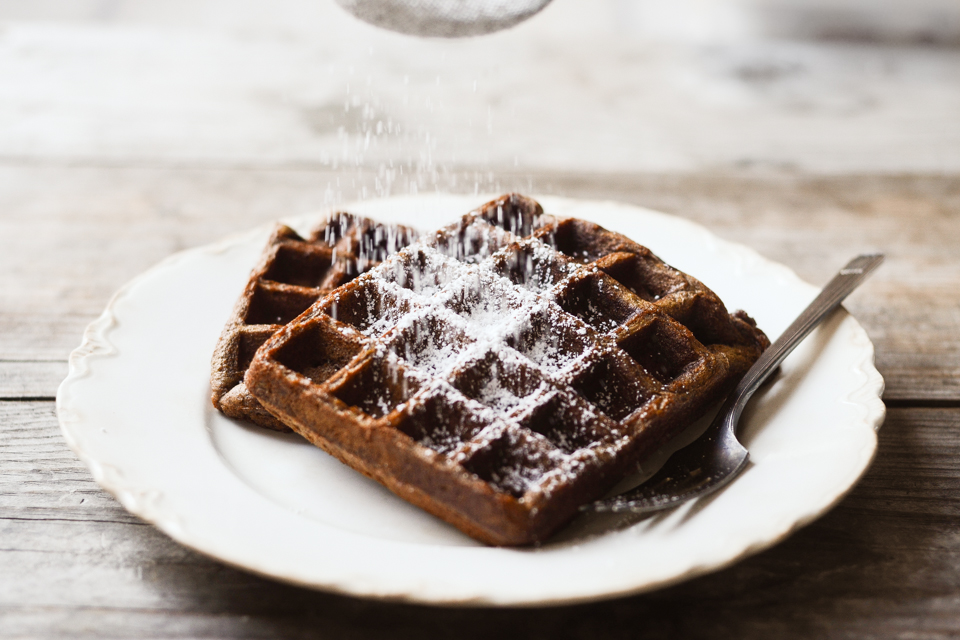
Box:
[57, 195, 885, 606]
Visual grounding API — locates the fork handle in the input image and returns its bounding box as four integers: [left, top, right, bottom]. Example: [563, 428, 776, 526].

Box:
[731, 253, 884, 409]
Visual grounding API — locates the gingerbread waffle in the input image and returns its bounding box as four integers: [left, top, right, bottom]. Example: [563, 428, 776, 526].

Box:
[210, 213, 418, 431]
[245, 194, 769, 544]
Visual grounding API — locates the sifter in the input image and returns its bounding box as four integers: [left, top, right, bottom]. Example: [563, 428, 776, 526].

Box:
[332, 0, 555, 37]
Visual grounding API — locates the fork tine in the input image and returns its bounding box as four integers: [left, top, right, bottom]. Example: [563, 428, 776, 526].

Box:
[582, 434, 748, 514]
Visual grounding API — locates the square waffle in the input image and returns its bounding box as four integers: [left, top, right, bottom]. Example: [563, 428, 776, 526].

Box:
[210, 213, 418, 430]
[245, 194, 769, 544]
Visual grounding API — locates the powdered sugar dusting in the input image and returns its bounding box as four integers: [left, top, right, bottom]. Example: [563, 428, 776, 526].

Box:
[315, 213, 658, 500]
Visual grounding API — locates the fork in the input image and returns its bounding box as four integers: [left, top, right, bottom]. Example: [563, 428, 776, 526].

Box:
[582, 253, 885, 515]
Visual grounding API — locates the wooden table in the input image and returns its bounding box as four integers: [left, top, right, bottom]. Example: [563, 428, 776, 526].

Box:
[2, 1, 959, 636]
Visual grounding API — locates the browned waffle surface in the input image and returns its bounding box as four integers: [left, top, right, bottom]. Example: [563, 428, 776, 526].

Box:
[246, 194, 769, 544]
[210, 214, 418, 431]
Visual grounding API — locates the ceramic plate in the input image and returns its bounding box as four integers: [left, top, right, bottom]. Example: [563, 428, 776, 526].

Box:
[57, 195, 884, 606]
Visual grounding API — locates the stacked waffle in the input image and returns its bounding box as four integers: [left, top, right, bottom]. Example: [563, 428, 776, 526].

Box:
[222, 194, 768, 545]
[210, 214, 418, 430]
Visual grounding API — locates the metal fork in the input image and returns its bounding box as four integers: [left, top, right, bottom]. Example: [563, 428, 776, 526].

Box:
[583, 253, 884, 515]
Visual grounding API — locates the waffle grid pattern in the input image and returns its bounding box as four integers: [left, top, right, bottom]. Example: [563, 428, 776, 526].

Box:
[210, 214, 418, 430]
[246, 195, 768, 544]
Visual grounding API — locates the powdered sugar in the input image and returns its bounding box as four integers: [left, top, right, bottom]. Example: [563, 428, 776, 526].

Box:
[314, 214, 656, 499]
[317, 217, 631, 497]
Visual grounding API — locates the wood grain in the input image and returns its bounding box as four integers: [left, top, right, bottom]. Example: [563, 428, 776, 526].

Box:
[0, 362, 66, 399]
[1, 14, 958, 175]
[2, 401, 959, 638]
[1, 164, 956, 400]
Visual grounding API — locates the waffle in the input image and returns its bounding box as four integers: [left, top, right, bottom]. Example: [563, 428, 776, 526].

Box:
[210, 213, 418, 431]
[245, 194, 769, 544]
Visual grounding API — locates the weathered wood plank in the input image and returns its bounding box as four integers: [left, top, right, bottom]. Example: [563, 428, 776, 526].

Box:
[0, 402, 135, 519]
[0, 361, 66, 399]
[3, 400, 960, 638]
[0, 165, 956, 399]
[0, 18, 957, 175]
